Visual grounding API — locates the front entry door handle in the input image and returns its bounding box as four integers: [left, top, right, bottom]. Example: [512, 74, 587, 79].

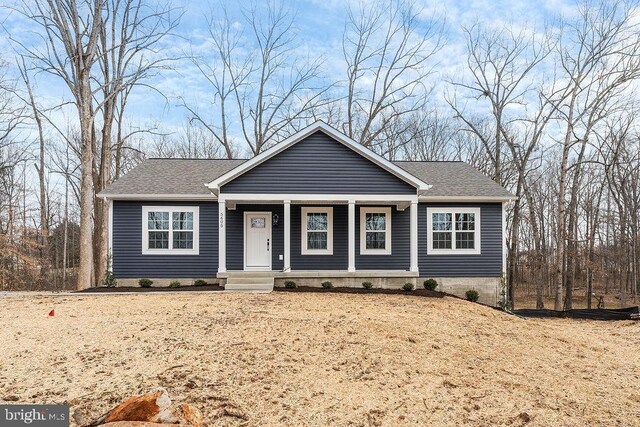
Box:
[267, 238, 270, 251]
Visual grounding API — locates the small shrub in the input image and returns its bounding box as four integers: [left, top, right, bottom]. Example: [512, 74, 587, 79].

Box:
[169, 280, 181, 288]
[193, 279, 207, 287]
[102, 255, 117, 288]
[423, 279, 438, 291]
[139, 278, 153, 288]
[321, 281, 333, 289]
[284, 280, 297, 289]
[402, 282, 414, 291]
[465, 289, 479, 302]
[362, 281, 373, 290]
[103, 272, 117, 288]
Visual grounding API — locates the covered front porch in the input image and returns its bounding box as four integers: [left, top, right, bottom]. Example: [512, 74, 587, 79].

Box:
[217, 194, 419, 277]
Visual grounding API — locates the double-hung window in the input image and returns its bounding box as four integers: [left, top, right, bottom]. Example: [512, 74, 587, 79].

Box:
[427, 207, 480, 255]
[360, 207, 391, 255]
[301, 207, 333, 255]
[142, 206, 199, 255]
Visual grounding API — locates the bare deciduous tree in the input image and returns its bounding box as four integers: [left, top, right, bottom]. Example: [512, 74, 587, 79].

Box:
[342, 0, 443, 153]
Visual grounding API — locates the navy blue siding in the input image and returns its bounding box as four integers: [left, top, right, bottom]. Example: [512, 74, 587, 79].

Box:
[418, 203, 503, 277]
[226, 204, 284, 270]
[291, 205, 349, 270]
[112, 201, 218, 278]
[221, 131, 416, 194]
[355, 206, 410, 270]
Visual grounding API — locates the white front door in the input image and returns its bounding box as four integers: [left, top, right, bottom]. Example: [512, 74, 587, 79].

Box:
[244, 212, 272, 270]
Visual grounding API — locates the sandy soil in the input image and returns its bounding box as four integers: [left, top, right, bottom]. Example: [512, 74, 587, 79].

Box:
[1, 293, 639, 426]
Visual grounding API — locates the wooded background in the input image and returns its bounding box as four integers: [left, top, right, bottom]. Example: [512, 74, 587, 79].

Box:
[1, 0, 639, 310]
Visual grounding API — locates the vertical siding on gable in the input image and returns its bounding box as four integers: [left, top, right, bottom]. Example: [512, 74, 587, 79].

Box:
[220, 131, 416, 194]
[226, 204, 284, 270]
[112, 200, 218, 278]
[355, 205, 410, 270]
[418, 203, 503, 277]
[290, 205, 349, 270]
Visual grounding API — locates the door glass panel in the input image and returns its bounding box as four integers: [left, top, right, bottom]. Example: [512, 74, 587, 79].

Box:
[251, 217, 266, 228]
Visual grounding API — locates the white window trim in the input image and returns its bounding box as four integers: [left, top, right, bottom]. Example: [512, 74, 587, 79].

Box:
[142, 206, 200, 255]
[360, 207, 392, 255]
[301, 206, 333, 255]
[427, 207, 481, 255]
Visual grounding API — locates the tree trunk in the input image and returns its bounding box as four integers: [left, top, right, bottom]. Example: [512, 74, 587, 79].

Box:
[77, 73, 96, 290]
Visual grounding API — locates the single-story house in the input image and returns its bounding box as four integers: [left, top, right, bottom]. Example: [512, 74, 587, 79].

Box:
[99, 121, 515, 305]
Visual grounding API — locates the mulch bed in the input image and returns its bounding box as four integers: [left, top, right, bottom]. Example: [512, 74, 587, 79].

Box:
[77, 285, 224, 293]
[274, 286, 445, 298]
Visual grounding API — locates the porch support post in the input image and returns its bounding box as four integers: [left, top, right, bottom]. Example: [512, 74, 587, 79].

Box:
[410, 200, 418, 273]
[218, 199, 226, 273]
[348, 200, 356, 272]
[284, 200, 291, 271]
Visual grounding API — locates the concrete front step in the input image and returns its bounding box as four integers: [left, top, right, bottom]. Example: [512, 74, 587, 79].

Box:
[224, 276, 274, 292]
[226, 276, 275, 285]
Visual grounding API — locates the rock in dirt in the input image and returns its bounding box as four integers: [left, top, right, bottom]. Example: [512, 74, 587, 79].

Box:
[100, 389, 174, 425]
[90, 389, 202, 427]
[99, 423, 190, 427]
[171, 404, 202, 427]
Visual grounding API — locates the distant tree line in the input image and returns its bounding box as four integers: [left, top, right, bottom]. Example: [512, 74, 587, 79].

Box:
[0, 0, 639, 310]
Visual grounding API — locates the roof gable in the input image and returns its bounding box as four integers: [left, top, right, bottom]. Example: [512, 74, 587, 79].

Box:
[208, 121, 430, 194]
[220, 130, 416, 194]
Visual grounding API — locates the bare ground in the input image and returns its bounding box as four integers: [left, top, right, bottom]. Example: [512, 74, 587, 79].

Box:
[1, 293, 639, 426]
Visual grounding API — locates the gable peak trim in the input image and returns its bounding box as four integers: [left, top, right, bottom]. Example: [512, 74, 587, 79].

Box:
[206, 121, 431, 194]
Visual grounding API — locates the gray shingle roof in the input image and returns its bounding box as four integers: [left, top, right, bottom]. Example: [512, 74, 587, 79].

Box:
[100, 159, 245, 196]
[394, 161, 514, 198]
[99, 158, 513, 199]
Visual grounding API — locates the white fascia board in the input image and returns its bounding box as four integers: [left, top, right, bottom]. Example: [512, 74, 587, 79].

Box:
[99, 193, 217, 201]
[218, 193, 418, 202]
[206, 121, 431, 192]
[419, 196, 517, 203]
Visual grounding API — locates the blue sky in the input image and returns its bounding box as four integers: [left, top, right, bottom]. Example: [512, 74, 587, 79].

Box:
[0, 0, 578, 151]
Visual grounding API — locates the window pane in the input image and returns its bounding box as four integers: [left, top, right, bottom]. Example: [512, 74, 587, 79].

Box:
[307, 213, 328, 231]
[433, 232, 452, 249]
[366, 231, 386, 249]
[148, 231, 169, 249]
[173, 231, 194, 249]
[365, 213, 386, 230]
[456, 232, 475, 249]
[173, 212, 193, 230]
[251, 218, 266, 228]
[307, 231, 327, 250]
[455, 213, 475, 231]
[148, 212, 169, 230]
[432, 213, 452, 231]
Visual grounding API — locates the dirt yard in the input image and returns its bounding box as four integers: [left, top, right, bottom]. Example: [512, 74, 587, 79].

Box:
[1, 292, 639, 426]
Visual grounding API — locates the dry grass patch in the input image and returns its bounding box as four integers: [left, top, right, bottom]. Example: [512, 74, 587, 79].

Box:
[1, 292, 639, 426]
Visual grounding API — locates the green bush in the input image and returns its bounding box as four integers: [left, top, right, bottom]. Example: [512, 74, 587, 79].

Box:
[321, 281, 333, 289]
[362, 281, 373, 290]
[465, 289, 479, 302]
[284, 280, 297, 289]
[102, 255, 117, 288]
[169, 280, 181, 288]
[423, 279, 438, 291]
[103, 272, 117, 288]
[139, 278, 153, 288]
[402, 282, 414, 291]
[193, 279, 207, 286]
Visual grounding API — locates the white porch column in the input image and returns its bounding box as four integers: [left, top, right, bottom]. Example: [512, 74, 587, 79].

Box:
[348, 200, 356, 272]
[284, 200, 291, 271]
[410, 200, 418, 273]
[218, 199, 226, 273]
